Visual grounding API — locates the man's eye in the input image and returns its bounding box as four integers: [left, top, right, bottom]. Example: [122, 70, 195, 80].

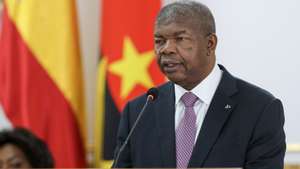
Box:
[155, 39, 165, 45]
[176, 37, 184, 41]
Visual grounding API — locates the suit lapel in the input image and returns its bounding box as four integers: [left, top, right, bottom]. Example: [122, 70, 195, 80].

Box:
[154, 82, 177, 168]
[189, 66, 238, 167]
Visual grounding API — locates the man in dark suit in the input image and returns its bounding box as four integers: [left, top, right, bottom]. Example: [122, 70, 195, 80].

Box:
[113, 1, 286, 168]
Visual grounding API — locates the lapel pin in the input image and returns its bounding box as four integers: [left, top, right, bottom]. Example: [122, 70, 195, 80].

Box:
[225, 104, 231, 109]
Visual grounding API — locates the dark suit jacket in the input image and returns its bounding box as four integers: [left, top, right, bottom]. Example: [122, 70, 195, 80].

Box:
[114, 65, 286, 169]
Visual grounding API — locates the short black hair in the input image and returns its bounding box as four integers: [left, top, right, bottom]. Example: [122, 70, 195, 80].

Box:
[0, 127, 54, 168]
[156, 0, 216, 35]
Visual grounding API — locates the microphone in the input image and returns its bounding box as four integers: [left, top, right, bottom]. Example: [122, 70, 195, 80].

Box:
[113, 88, 159, 168]
[147, 87, 159, 101]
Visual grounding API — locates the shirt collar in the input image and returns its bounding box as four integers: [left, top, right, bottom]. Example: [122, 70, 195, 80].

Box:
[175, 63, 223, 105]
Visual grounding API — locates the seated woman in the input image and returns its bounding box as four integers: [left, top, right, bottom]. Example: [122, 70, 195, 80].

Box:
[0, 127, 54, 168]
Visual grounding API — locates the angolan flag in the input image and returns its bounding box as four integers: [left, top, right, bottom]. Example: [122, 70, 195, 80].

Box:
[0, 0, 86, 167]
[95, 0, 165, 167]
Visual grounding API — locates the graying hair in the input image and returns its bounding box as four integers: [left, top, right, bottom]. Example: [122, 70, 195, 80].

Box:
[155, 0, 216, 35]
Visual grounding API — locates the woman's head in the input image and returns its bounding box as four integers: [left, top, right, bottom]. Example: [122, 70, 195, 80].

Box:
[0, 128, 54, 168]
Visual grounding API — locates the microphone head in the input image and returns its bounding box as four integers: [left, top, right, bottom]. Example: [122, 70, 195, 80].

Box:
[147, 87, 159, 101]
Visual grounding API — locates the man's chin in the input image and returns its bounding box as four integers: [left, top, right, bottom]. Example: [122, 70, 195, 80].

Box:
[165, 75, 185, 85]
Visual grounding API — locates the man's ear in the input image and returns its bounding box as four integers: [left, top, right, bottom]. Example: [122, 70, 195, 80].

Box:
[207, 33, 218, 51]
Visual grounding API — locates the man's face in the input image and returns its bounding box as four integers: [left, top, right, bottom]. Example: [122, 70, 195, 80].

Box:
[154, 22, 214, 90]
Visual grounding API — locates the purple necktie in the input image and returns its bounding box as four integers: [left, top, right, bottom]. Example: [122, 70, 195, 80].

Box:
[176, 92, 198, 168]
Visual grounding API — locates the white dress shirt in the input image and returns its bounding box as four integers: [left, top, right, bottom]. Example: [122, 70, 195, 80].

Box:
[174, 63, 223, 143]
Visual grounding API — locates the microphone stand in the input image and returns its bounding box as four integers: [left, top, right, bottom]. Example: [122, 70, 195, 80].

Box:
[112, 95, 154, 168]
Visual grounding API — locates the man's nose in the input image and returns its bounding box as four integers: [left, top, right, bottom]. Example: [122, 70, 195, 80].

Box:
[160, 39, 176, 54]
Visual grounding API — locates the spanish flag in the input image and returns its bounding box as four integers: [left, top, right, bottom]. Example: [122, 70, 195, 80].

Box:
[95, 0, 165, 167]
[0, 0, 86, 167]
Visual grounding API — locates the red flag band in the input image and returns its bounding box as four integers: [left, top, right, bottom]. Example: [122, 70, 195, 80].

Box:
[95, 0, 165, 167]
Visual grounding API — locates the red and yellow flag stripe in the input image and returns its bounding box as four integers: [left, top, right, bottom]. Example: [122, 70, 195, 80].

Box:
[0, 0, 86, 167]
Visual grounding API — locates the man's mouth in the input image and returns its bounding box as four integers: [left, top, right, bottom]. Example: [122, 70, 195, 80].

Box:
[161, 60, 182, 73]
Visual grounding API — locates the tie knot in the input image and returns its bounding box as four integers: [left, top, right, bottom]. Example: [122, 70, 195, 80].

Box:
[181, 92, 198, 107]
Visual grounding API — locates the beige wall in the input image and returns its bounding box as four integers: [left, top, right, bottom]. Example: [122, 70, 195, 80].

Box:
[76, 0, 99, 149]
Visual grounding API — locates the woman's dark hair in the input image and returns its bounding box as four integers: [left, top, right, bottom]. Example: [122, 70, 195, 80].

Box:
[0, 127, 54, 168]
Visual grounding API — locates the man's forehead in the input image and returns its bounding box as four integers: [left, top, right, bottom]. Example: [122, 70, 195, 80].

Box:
[154, 22, 194, 36]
